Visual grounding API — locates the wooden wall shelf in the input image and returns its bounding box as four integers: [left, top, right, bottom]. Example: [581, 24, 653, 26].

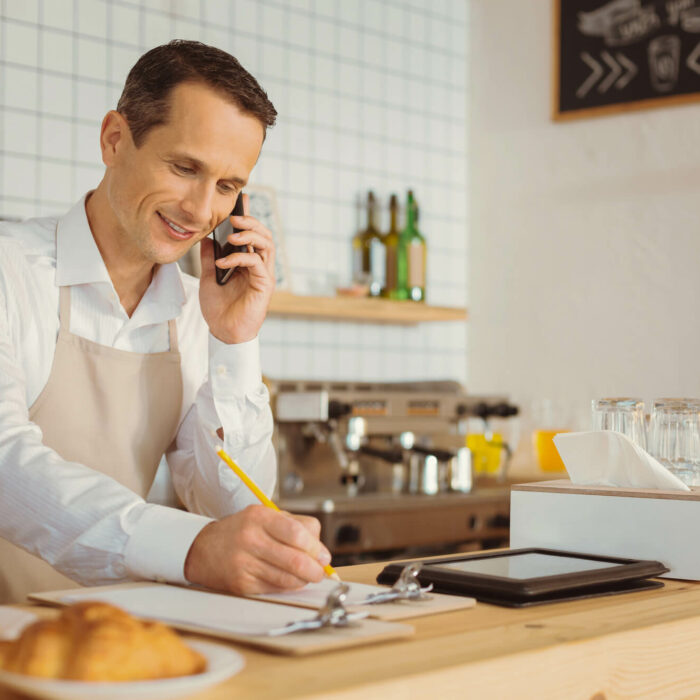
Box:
[268, 291, 467, 324]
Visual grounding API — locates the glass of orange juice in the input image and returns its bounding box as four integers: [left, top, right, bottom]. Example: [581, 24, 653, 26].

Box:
[532, 428, 570, 471]
[531, 399, 571, 472]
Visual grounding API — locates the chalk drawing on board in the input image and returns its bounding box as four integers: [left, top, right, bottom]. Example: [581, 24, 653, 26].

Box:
[576, 51, 637, 97]
[577, 0, 660, 47]
[555, 0, 700, 118]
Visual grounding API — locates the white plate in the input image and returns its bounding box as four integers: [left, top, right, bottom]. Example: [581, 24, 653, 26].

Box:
[0, 606, 37, 640]
[0, 639, 244, 700]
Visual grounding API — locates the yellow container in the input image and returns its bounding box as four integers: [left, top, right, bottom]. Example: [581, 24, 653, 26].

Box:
[533, 429, 570, 472]
[467, 432, 504, 475]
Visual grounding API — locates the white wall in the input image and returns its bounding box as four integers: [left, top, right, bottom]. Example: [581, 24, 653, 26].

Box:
[0, 0, 469, 384]
[468, 0, 700, 423]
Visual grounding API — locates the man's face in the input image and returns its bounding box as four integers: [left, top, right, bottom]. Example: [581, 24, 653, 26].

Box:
[104, 81, 264, 265]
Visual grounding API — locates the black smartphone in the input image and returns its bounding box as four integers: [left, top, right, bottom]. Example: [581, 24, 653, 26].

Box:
[212, 193, 247, 285]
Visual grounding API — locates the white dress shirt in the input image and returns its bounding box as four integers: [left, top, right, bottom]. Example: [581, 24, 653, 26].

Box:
[0, 196, 276, 586]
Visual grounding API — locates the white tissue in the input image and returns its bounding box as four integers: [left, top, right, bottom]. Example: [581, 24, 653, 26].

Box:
[553, 431, 690, 492]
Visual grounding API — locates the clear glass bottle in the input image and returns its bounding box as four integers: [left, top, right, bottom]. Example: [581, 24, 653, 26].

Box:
[351, 191, 385, 297]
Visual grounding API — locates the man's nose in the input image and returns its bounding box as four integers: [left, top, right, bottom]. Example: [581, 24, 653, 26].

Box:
[180, 182, 216, 227]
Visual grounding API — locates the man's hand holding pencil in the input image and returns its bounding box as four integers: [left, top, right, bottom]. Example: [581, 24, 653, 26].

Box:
[183, 448, 338, 595]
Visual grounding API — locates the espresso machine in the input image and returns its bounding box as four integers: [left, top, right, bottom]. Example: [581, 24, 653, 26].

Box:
[270, 378, 519, 563]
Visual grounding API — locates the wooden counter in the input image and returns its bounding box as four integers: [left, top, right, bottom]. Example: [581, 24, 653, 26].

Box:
[5, 562, 700, 699]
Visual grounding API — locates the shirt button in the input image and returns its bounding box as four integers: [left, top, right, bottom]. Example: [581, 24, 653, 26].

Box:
[217, 365, 227, 376]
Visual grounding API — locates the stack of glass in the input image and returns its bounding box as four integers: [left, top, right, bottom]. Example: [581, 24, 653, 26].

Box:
[592, 397, 700, 486]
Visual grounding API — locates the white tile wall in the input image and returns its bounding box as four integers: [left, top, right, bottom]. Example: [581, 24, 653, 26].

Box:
[0, 0, 469, 384]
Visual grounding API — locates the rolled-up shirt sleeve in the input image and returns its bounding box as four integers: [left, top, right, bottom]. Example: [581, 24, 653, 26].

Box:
[166, 333, 277, 518]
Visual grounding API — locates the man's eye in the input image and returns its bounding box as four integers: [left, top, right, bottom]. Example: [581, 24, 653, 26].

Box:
[218, 184, 236, 195]
[174, 164, 194, 175]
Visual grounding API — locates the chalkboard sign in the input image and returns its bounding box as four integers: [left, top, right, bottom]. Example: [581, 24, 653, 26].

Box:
[554, 0, 700, 119]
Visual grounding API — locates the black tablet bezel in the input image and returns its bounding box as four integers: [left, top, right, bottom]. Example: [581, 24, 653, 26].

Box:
[470, 578, 665, 608]
[376, 548, 668, 601]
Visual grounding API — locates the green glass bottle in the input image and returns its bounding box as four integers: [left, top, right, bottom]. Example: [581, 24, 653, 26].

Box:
[402, 190, 426, 302]
[351, 191, 385, 297]
[383, 194, 404, 299]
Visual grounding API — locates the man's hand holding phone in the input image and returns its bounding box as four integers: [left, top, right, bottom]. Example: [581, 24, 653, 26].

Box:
[211, 193, 248, 286]
[199, 192, 276, 345]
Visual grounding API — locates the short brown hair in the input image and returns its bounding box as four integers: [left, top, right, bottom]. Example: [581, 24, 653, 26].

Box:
[116, 40, 277, 147]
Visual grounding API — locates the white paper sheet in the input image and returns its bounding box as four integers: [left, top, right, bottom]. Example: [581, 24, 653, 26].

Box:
[253, 579, 386, 608]
[61, 585, 320, 637]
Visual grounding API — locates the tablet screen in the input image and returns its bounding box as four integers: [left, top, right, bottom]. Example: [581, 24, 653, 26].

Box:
[434, 553, 620, 579]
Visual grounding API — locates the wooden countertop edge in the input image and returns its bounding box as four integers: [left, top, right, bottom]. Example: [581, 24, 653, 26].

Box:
[204, 577, 700, 699]
[8, 567, 700, 699]
[298, 612, 700, 699]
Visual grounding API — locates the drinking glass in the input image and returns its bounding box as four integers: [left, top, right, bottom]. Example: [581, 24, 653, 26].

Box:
[531, 399, 571, 472]
[591, 398, 647, 450]
[648, 398, 700, 486]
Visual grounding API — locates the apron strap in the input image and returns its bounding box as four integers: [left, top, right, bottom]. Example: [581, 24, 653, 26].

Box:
[58, 286, 71, 332]
[167, 318, 179, 353]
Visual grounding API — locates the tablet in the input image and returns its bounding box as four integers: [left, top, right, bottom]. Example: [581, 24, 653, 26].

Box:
[376, 548, 668, 607]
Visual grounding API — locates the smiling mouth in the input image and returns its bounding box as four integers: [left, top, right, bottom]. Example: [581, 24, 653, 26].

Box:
[158, 212, 196, 239]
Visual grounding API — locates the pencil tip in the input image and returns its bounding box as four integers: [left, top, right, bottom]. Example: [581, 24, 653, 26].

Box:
[330, 573, 341, 582]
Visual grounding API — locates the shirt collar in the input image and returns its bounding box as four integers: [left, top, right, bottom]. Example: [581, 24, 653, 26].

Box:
[55, 194, 112, 287]
[55, 194, 188, 316]
[137, 259, 188, 324]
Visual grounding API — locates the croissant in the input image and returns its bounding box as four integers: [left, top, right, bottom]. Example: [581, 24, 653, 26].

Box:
[0, 601, 206, 681]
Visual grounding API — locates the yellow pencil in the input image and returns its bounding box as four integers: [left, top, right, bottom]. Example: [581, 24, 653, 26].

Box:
[216, 447, 340, 581]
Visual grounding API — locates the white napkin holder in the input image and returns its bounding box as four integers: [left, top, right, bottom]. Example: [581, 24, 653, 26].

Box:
[510, 480, 700, 579]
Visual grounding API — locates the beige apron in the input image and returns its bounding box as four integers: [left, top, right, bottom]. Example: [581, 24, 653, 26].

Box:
[0, 284, 183, 603]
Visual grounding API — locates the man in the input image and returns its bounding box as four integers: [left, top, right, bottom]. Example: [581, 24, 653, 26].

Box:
[0, 40, 331, 603]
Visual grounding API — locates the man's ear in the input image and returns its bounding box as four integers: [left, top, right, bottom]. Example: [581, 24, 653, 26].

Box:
[99, 110, 132, 167]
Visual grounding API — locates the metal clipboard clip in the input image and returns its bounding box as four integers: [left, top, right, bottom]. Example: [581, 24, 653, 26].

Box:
[362, 563, 433, 605]
[268, 583, 369, 636]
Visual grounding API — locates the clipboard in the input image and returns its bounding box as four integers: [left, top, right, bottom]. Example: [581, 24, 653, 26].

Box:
[30, 583, 413, 655]
[252, 577, 476, 621]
